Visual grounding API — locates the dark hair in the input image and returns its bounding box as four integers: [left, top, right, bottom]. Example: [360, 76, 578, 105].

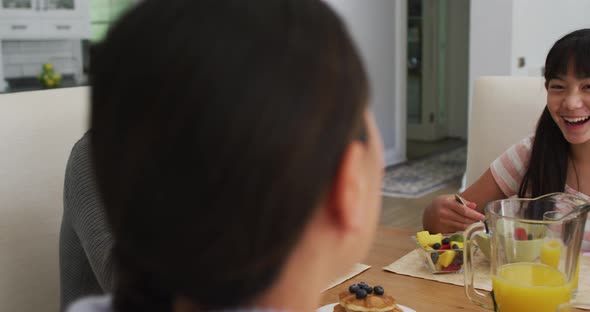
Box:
[89, 0, 368, 311]
[519, 29, 590, 198]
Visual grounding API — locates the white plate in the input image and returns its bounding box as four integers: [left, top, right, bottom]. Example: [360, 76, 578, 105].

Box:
[317, 302, 415, 312]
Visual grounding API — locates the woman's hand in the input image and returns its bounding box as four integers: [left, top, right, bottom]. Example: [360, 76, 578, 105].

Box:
[423, 194, 485, 233]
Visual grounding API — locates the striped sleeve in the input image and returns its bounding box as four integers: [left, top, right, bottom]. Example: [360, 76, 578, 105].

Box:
[490, 136, 533, 197]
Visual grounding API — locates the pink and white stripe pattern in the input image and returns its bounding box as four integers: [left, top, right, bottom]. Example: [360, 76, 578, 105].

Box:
[490, 136, 590, 252]
[490, 136, 533, 196]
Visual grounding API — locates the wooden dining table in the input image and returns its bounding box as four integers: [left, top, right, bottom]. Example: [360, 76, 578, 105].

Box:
[319, 226, 486, 311]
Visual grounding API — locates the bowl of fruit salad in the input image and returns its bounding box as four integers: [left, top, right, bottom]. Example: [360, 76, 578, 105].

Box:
[413, 231, 465, 274]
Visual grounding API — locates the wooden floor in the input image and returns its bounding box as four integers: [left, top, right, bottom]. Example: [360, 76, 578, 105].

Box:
[379, 180, 462, 231]
[382, 137, 466, 231]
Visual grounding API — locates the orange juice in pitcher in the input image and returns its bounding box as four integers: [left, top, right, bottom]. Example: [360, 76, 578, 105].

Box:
[540, 228, 581, 294]
[463, 193, 590, 312]
[492, 263, 571, 312]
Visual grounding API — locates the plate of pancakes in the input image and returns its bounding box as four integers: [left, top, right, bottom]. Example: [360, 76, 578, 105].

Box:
[318, 283, 414, 312]
[316, 302, 414, 312]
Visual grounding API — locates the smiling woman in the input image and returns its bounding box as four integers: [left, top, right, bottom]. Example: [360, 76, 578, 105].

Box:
[523, 29, 590, 201]
[423, 29, 590, 253]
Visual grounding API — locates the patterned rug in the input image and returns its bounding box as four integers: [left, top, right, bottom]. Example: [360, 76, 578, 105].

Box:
[382, 146, 466, 198]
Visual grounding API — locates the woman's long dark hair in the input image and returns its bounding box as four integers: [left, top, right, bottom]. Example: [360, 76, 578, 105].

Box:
[519, 29, 590, 198]
[90, 0, 368, 311]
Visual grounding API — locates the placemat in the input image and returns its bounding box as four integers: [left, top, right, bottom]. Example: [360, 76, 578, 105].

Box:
[384, 249, 491, 290]
[323, 263, 371, 291]
[384, 250, 590, 309]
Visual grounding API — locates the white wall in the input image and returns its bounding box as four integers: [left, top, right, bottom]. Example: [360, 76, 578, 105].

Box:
[324, 0, 406, 166]
[470, 0, 590, 97]
[511, 0, 590, 77]
[468, 0, 513, 115]
[469, 0, 590, 137]
[0, 42, 5, 91]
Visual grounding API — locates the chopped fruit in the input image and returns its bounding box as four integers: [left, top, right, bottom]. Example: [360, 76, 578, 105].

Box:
[442, 264, 462, 272]
[416, 231, 465, 272]
[349, 284, 359, 294]
[435, 261, 443, 271]
[450, 241, 464, 249]
[514, 227, 528, 240]
[429, 233, 443, 246]
[416, 231, 458, 249]
[439, 250, 457, 268]
[451, 254, 464, 266]
[449, 234, 464, 243]
[374, 286, 384, 295]
[430, 252, 439, 264]
[356, 288, 367, 299]
[416, 231, 430, 247]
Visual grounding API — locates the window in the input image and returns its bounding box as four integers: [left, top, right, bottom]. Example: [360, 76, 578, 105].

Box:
[90, 0, 134, 43]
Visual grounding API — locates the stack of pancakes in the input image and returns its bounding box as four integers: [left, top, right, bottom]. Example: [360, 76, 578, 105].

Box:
[333, 290, 402, 312]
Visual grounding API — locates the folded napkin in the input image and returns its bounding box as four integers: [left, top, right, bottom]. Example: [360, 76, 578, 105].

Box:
[323, 263, 371, 291]
[384, 250, 590, 309]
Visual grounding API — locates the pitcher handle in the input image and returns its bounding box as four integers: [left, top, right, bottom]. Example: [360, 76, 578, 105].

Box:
[464, 221, 494, 310]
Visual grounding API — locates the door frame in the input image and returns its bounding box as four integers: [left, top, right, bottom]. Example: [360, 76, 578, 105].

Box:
[387, 0, 407, 166]
[406, 0, 448, 141]
[406, 0, 469, 141]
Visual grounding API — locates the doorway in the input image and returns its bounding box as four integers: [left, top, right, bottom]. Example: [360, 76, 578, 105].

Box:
[406, 0, 469, 160]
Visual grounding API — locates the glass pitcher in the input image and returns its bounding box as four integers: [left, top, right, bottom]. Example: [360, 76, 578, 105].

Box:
[463, 193, 590, 312]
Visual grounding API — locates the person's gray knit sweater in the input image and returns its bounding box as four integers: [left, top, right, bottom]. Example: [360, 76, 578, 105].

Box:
[60, 132, 114, 311]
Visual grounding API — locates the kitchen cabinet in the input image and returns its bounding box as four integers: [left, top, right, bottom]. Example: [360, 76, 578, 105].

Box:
[0, 0, 89, 91]
[0, 0, 89, 38]
[2, 0, 84, 18]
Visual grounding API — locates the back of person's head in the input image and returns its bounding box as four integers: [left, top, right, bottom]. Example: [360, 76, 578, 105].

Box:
[90, 0, 371, 310]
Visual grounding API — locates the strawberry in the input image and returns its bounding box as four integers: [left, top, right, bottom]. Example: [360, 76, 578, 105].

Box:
[442, 264, 462, 272]
[514, 227, 527, 240]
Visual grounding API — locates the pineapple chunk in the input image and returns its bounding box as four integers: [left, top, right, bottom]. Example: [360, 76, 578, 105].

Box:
[416, 231, 430, 247]
[438, 250, 457, 268]
[428, 233, 443, 246]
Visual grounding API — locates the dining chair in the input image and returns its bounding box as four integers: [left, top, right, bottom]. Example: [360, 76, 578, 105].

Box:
[0, 87, 89, 312]
[464, 76, 546, 187]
